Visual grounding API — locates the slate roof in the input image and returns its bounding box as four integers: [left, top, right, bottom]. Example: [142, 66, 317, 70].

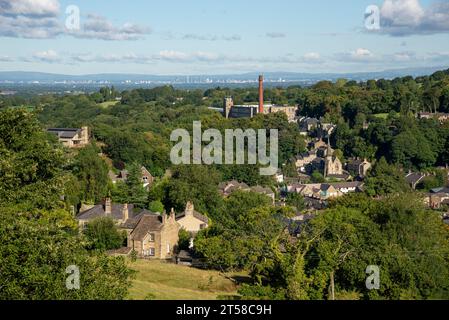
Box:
[331, 181, 364, 189]
[405, 173, 426, 185]
[121, 210, 158, 229]
[76, 204, 135, 221]
[47, 128, 81, 139]
[250, 186, 275, 195]
[430, 187, 449, 194]
[218, 180, 250, 194]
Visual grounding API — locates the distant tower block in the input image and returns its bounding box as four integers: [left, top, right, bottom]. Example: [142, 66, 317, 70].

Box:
[259, 75, 264, 114]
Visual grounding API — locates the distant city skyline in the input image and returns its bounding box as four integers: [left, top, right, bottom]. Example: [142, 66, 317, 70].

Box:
[1, 0, 449, 75]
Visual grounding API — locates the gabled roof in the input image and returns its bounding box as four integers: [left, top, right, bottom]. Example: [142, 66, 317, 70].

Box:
[405, 172, 426, 185]
[176, 202, 209, 224]
[121, 210, 159, 229]
[176, 211, 209, 224]
[218, 180, 250, 194]
[130, 214, 164, 241]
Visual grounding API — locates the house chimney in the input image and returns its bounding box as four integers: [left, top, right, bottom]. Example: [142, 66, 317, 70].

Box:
[170, 208, 176, 221]
[122, 204, 129, 221]
[258, 75, 264, 114]
[105, 198, 112, 216]
[185, 201, 194, 216]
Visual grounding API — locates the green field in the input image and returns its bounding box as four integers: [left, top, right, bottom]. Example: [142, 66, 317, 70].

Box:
[373, 113, 389, 119]
[128, 260, 246, 300]
[98, 101, 119, 109]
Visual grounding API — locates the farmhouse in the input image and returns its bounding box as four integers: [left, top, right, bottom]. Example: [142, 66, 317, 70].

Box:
[47, 127, 90, 148]
[76, 198, 180, 259]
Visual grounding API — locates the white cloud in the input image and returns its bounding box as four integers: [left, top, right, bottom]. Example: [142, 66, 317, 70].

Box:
[0, 0, 60, 17]
[0, 1, 151, 40]
[381, 0, 425, 26]
[157, 50, 190, 62]
[352, 48, 374, 58]
[334, 48, 379, 63]
[0, 0, 61, 38]
[32, 49, 60, 63]
[378, 0, 449, 35]
[181, 33, 241, 41]
[68, 14, 151, 41]
[302, 52, 322, 61]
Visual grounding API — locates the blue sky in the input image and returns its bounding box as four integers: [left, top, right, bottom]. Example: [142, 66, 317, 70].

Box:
[0, 0, 448, 75]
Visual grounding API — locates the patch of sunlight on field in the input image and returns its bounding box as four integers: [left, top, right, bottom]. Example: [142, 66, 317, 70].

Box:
[98, 101, 119, 109]
[127, 259, 247, 300]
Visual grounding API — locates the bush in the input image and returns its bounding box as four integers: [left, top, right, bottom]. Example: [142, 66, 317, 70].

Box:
[149, 200, 164, 213]
[84, 217, 126, 251]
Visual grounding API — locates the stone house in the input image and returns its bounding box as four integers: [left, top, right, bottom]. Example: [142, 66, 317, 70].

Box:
[176, 202, 209, 234]
[287, 181, 363, 201]
[76, 198, 132, 230]
[293, 151, 319, 173]
[218, 180, 251, 196]
[109, 166, 154, 189]
[346, 159, 372, 178]
[332, 181, 365, 194]
[299, 117, 319, 135]
[218, 180, 275, 203]
[76, 198, 180, 260]
[426, 188, 449, 209]
[428, 193, 449, 209]
[125, 211, 180, 259]
[47, 127, 90, 148]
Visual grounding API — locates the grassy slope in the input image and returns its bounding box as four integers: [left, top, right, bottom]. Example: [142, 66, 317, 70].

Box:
[98, 101, 119, 109]
[128, 260, 244, 300]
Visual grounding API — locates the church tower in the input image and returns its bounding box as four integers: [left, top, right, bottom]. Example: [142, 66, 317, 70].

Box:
[324, 137, 343, 177]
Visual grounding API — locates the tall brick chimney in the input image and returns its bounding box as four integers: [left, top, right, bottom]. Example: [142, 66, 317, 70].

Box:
[258, 75, 264, 114]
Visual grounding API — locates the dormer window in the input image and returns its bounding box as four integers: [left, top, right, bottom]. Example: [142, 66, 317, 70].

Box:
[148, 233, 155, 242]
